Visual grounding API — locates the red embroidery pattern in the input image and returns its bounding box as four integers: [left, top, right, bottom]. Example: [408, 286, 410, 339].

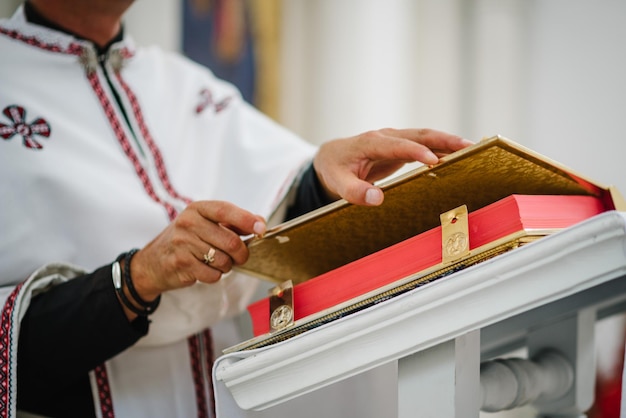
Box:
[118, 47, 135, 60]
[201, 329, 216, 417]
[94, 365, 115, 418]
[0, 284, 23, 418]
[87, 72, 179, 221]
[214, 96, 231, 113]
[0, 27, 83, 56]
[188, 335, 209, 418]
[195, 88, 232, 115]
[196, 89, 212, 114]
[114, 74, 192, 206]
[0, 105, 51, 149]
[2, 26, 218, 418]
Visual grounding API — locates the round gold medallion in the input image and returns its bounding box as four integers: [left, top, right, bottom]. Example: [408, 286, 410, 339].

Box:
[270, 304, 294, 330]
[445, 232, 468, 257]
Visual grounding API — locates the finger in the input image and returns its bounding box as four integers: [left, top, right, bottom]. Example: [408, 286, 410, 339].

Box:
[199, 245, 233, 274]
[327, 171, 384, 207]
[360, 129, 472, 165]
[352, 131, 439, 166]
[190, 201, 264, 265]
[395, 128, 474, 153]
[133, 239, 223, 291]
[218, 220, 266, 237]
[193, 201, 266, 237]
[163, 244, 224, 285]
[188, 258, 224, 284]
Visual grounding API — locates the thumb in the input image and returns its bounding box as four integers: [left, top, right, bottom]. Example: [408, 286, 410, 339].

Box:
[341, 179, 384, 206]
[364, 187, 384, 206]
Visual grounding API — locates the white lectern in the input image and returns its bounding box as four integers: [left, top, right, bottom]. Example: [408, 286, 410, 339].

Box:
[214, 211, 626, 417]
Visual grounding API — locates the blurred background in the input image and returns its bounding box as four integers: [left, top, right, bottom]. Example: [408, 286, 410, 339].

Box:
[2, 1, 624, 416]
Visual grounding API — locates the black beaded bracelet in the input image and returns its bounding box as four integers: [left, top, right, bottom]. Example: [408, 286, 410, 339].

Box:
[123, 249, 160, 313]
[112, 250, 161, 316]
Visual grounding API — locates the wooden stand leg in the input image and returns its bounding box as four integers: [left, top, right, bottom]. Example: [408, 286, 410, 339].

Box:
[398, 330, 480, 418]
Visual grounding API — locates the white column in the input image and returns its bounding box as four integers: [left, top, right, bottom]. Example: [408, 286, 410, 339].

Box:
[463, 0, 530, 143]
[398, 330, 481, 418]
[280, 0, 467, 145]
[527, 308, 596, 417]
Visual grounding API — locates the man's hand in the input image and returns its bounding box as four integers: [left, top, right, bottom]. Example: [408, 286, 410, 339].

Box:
[313, 128, 473, 206]
[130, 201, 266, 302]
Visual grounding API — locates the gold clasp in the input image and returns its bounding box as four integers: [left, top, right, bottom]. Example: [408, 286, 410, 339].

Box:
[441, 205, 470, 264]
[269, 280, 294, 333]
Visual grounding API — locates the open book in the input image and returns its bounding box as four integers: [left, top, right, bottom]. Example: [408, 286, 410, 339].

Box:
[247, 193, 606, 337]
[225, 136, 624, 353]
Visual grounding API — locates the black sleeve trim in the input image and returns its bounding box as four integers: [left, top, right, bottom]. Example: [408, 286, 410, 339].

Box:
[286, 163, 336, 220]
[17, 264, 149, 411]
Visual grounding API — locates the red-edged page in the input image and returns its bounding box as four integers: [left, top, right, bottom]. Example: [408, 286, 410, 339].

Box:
[248, 194, 607, 336]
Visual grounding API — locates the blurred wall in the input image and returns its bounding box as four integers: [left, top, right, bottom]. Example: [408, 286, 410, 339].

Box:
[278, 0, 626, 197]
[124, 0, 182, 52]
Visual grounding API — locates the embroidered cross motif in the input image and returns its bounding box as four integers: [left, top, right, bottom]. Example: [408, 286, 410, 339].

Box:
[0, 105, 51, 149]
[195, 88, 232, 115]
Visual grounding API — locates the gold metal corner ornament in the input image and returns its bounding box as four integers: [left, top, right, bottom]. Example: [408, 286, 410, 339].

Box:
[441, 205, 470, 265]
[269, 280, 294, 333]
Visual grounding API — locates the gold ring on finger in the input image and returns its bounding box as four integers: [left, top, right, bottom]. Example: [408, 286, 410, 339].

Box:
[203, 247, 216, 265]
